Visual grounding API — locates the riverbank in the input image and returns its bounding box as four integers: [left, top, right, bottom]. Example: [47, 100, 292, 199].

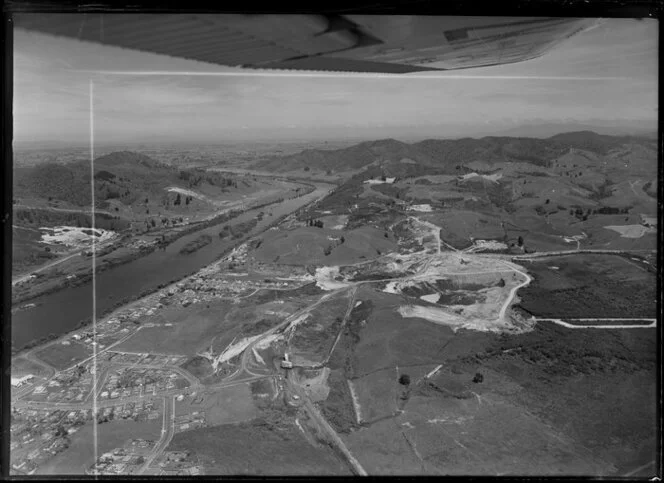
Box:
[11, 183, 334, 353]
[12, 185, 317, 305]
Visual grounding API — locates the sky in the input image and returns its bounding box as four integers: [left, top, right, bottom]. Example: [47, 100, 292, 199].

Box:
[13, 16, 658, 146]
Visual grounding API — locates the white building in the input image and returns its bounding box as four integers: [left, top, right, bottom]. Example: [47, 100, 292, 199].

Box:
[11, 375, 34, 387]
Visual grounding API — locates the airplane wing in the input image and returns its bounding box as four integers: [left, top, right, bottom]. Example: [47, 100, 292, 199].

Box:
[13, 14, 599, 74]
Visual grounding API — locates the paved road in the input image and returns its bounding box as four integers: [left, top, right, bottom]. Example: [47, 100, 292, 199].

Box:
[497, 260, 532, 322]
[536, 318, 656, 329]
[137, 395, 174, 475]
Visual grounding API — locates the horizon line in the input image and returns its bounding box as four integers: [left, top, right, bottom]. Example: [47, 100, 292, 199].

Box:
[72, 69, 639, 82]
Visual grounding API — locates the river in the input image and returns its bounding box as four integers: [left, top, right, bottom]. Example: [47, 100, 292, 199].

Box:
[12, 183, 333, 350]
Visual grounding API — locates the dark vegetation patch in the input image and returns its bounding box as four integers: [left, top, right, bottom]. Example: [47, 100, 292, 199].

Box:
[349, 272, 399, 282]
[369, 184, 408, 199]
[180, 356, 213, 379]
[435, 279, 486, 291]
[13, 207, 130, 231]
[179, 234, 212, 254]
[397, 281, 481, 306]
[241, 317, 281, 337]
[516, 257, 655, 318]
[321, 369, 359, 434]
[345, 206, 395, 231]
[435, 292, 479, 306]
[452, 321, 656, 377]
[320, 299, 374, 433]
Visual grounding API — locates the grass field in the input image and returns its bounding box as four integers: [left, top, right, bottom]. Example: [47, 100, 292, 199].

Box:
[401, 390, 610, 476]
[422, 210, 505, 249]
[167, 418, 351, 475]
[11, 356, 50, 377]
[35, 418, 162, 475]
[178, 383, 258, 426]
[350, 287, 456, 377]
[352, 368, 398, 423]
[252, 225, 396, 266]
[113, 299, 239, 356]
[34, 341, 92, 370]
[433, 322, 657, 475]
[341, 417, 429, 474]
[12, 225, 59, 274]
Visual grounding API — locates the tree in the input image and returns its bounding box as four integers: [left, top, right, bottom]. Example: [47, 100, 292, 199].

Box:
[517, 236, 524, 247]
[472, 372, 484, 383]
[304, 166, 310, 172]
[150, 219, 156, 228]
[545, 199, 550, 204]
[398, 374, 411, 385]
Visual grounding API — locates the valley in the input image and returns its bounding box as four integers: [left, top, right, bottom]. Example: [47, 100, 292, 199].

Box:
[10, 131, 658, 477]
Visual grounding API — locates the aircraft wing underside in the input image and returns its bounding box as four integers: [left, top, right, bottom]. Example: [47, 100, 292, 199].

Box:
[14, 14, 598, 73]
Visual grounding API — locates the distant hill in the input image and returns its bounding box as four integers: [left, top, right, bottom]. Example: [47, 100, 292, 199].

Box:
[475, 122, 657, 139]
[250, 131, 655, 175]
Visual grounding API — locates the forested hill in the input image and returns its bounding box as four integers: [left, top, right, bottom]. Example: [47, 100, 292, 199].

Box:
[250, 131, 656, 174]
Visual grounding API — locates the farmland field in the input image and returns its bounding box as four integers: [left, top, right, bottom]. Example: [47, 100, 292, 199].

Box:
[350, 288, 456, 376]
